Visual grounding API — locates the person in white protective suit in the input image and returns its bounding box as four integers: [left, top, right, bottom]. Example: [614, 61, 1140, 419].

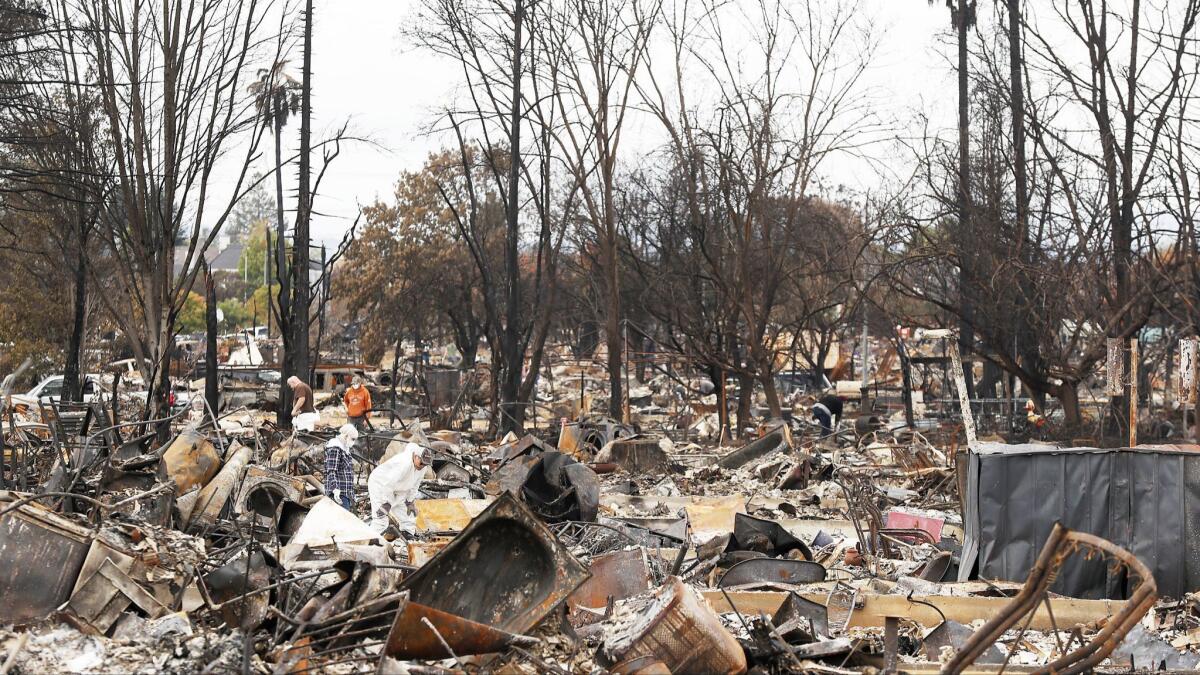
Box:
[367, 442, 431, 536]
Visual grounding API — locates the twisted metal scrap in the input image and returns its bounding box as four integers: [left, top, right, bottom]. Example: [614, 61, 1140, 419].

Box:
[857, 429, 947, 472]
[835, 470, 889, 557]
[943, 522, 1157, 674]
[548, 520, 637, 558]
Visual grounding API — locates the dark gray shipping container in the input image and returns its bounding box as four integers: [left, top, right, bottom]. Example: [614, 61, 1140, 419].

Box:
[959, 442, 1200, 599]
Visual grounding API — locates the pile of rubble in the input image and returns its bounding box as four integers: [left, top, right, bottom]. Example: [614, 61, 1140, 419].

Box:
[3, 388, 1200, 674]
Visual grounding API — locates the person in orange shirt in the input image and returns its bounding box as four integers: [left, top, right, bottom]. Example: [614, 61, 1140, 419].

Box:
[344, 375, 373, 433]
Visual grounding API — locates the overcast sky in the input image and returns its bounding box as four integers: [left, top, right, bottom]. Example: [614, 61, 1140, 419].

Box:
[278, 1, 960, 246]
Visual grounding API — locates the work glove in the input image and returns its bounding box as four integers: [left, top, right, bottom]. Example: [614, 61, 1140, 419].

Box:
[332, 489, 342, 502]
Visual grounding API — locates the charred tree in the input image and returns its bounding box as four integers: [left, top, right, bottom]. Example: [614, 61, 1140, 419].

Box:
[498, 0, 525, 434]
[282, 0, 314, 425]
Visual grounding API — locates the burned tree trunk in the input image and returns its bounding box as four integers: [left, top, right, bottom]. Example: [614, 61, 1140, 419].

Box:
[292, 0, 314, 378]
[954, 0, 977, 401]
[1054, 380, 1083, 431]
[498, 0, 526, 436]
[711, 364, 729, 439]
[759, 370, 783, 421]
[281, 0, 314, 426]
[605, 267, 623, 421]
[272, 116, 289, 342]
[64, 240, 87, 402]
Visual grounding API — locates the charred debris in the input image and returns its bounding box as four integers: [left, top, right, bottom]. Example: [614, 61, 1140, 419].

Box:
[2, 345, 1200, 675]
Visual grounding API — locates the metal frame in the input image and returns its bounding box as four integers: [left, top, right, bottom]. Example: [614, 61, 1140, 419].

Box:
[944, 522, 1157, 674]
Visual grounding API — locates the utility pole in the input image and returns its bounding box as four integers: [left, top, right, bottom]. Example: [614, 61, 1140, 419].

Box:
[859, 205, 871, 410]
[1129, 338, 1138, 448]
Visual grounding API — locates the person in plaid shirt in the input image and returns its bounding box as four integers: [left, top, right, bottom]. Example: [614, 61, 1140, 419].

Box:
[324, 424, 358, 510]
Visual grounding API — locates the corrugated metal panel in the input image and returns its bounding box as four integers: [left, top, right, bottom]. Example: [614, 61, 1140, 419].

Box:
[965, 445, 1200, 599]
[0, 504, 91, 623]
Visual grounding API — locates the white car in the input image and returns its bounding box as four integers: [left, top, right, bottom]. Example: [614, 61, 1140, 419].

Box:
[10, 374, 105, 409]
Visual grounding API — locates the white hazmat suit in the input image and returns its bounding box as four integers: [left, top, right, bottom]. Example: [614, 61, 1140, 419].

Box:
[367, 442, 426, 534]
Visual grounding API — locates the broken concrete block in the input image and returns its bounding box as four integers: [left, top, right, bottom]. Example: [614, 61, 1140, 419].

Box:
[112, 611, 193, 642]
[1110, 624, 1200, 670]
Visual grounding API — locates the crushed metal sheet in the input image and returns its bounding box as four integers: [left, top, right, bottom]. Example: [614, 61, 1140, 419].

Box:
[399, 491, 589, 635]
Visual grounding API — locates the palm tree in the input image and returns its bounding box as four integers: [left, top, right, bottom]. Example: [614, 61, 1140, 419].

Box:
[248, 61, 299, 341]
[292, 0, 314, 411]
[932, 0, 978, 396]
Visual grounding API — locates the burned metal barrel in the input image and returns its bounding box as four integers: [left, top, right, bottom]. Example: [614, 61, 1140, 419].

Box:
[600, 576, 747, 674]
